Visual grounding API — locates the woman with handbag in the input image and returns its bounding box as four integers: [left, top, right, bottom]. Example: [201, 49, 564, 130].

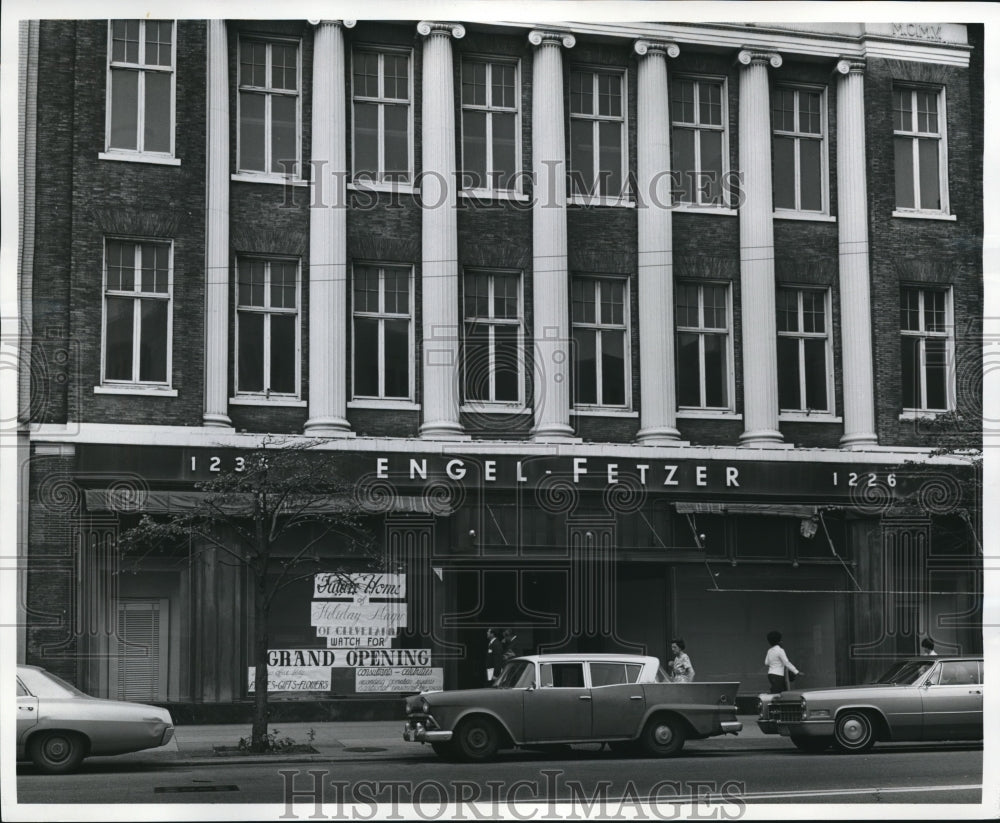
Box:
[668, 638, 696, 682]
[765, 630, 802, 693]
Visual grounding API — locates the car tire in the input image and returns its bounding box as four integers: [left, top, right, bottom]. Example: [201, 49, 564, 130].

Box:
[833, 711, 875, 753]
[28, 730, 86, 774]
[791, 734, 831, 753]
[454, 716, 501, 762]
[431, 741, 457, 760]
[640, 715, 686, 757]
[607, 740, 637, 756]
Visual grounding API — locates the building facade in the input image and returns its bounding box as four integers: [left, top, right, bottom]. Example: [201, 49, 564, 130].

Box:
[17, 18, 983, 718]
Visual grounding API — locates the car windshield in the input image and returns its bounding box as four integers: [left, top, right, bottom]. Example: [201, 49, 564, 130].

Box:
[18, 667, 87, 698]
[875, 660, 933, 685]
[494, 659, 535, 689]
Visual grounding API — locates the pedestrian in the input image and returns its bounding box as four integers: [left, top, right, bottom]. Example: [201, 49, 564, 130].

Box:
[765, 630, 802, 693]
[921, 637, 938, 656]
[501, 628, 518, 662]
[668, 638, 695, 682]
[486, 628, 504, 685]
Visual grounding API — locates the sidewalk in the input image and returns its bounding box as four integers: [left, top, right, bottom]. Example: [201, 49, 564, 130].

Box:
[92, 716, 781, 768]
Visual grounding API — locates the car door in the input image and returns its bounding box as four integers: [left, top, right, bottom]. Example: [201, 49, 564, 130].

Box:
[919, 660, 983, 740]
[16, 676, 39, 745]
[522, 662, 592, 742]
[590, 662, 645, 740]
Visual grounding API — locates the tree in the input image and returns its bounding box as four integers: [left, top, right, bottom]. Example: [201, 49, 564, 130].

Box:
[118, 440, 378, 752]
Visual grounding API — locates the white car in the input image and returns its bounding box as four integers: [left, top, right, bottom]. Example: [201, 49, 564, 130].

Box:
[17, 665, 175, 773]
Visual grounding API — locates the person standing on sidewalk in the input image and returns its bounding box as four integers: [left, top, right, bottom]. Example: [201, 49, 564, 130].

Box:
[765, 630, 802, 693]
[486, 628, 504, 685]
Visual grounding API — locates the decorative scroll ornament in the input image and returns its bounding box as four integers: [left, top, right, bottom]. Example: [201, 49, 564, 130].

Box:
[417, 21, 466, 39]
[736, 49, 782, 68]
[634, 39, 680, 58]
[308, 20, 356, 28]
[835, 58, 866, 75]
[528, 29, 576, 49]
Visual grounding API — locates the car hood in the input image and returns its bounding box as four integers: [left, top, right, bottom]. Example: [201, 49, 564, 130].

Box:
[776, 684, 906, 701]
[412, 687, 514, 707]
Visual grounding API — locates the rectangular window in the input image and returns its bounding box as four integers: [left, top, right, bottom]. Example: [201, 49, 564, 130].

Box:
[572, 276, 628, 408]
[776, 287, 832, 413]
[463, 271, 523, 404]
[671, 77, 727, 207]
[893, 85, 947, 213]
[900, 286, 953, 412]
[106, 20, 175, 156]
[352, 264, 413, 400]
[772, 86, 826, 213]
[352, 48, 412, 184]
[675, 282, 731, 409]
[103, 239, 172, 386]
[461, 58, 519, 192]
[569, 69, 626, 199]
[236, 258, 300, 397]
[238, 38, 301, 176]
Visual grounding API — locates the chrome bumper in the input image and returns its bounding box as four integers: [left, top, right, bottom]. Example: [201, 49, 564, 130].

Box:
[721, 721, 743, 735]
[403, 722, 453, 743]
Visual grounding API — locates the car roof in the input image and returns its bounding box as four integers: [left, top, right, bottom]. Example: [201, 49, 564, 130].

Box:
[513, 653, 659, 664]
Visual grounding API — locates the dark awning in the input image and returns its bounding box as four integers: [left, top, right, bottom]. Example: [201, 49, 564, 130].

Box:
[674, 502, 822, 518]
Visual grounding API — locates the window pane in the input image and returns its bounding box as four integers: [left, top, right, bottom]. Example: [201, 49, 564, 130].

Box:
[925, 338, 948, 409]
[494, 274, 519, 320]
[353, 103, 378, 179]
[772, 136, 795, 210]
[145, 21, 173, 67]
[574, 328, 597, 404]
[462, 60, 486, 106]
[239, 91, 266, 171]
[384, 269, 408, 314]
[384, 55, 409, 101]
[598, 121, 622, 197]
[271, 95, 297, 175]
[353, 52, 379, 98]
[111, 20, 135, 63]
[241, 41, 266, 87]
[270, 314, 296, 393]
[353, 317, 379, 397]
[601, 280, 624, 325]
[383, 318, 409, 398]
[799, 92, 821, 134]
[671, 79, 694, 123]
[143, 71, 171, 153]
[570, 119, 594, 195]
[462, 110, 487, 188]
[353, 267, 378, 313]
[492, 112, 517, 190]
[494, 64, 516, 108]
[108, 241, 135, 291]
[799, 138, 822, 211]
[803, 338, 827, 410]
[271, 44, 298, 91]
[464, 274, 489, 319]
[238, 311, 264, 392]
[901, 335, 919, 408]
[892, 88, 911, 132]
[110, 69, 139, 150]
[700, 82, 722, 126]
[105, 297, 135, 380]
[703, 334, 727, 407]
[894, 137, 914, 209]
[700, 130, 724, 205]
[776, 288, 796, 333]
[493, 325, 520, 401]
[917, 138, 940, 210]
[463, 323, 490, 401]
[703, 285, 727, 329]
[570, 71, 593, 115]
[803, 291, 825, 333]
[672, 128, 695, 203]
[777, 336, 800, 410]
[573, 278, 596, 324]
[676, 332, 700, 406]
[271, 263, 296, 309]
[383, 104, 409, 181]
[601, 330, 626, 405]
[900, 288, 920, 331]
[925, 290, 946, 332]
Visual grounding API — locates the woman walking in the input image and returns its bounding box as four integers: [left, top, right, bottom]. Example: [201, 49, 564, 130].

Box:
[765, 630, 802, 693]
[668, 638, 695, 682]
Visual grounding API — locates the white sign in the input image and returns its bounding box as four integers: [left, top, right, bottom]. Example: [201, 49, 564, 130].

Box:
[314, 572, 406, 600]
[326, 635, 391, 648]
[264, 648, 432, 668]
[311, 601, 407, 629]
[267, 649, 338, 667]
[316, 624, 398, 638]
[355, 667, 444, 693]
[247, 666, 330, 692]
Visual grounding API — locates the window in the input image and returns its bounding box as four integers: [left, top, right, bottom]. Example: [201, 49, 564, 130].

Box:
[572, 276, 628, 407]
[352, 264, 413, 400]
[893, 85, 948, 213]
[675, 282, 731, 409]
[461, 58, 519, 192]
[238, 38, 301, 176]
[236, 258, 300, 397]
[352, 49, 412, 183]
[671, 77, 727, 207]
[900, 286, 953, 412]
[106, 20, 175, 156]
[463, 271, 523, 404]
[776, 287, 831, 413]
[772, 86, 826, 213]
[569, 69, 626, 199]
[539, 662, 585, 688]
[103, 239, 172, 386]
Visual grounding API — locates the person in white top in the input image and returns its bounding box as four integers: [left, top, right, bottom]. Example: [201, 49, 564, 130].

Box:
[765, 630, 802, 693]
[920, 638, 938, 656]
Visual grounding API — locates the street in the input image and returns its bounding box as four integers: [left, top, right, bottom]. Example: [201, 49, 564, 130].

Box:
[15, 741, 983, 809]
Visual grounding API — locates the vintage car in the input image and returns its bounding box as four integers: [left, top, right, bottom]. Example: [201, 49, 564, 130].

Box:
[761, 656, 983, 753]
[17, 664, 175, 774]
[403, 653, 742, 761]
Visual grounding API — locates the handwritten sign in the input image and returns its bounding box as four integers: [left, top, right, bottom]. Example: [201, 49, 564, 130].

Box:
[311, 601, 407, 629]
[355, 667, 444, 693]
[316, 624, 398, 638]
[314, 572, 406, 600]
[247, 666, 331, 692]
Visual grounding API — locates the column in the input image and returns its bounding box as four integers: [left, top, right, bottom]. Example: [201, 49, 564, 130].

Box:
[634, 40, 682, 443]
[736, 50, 784, 446]
[835, 59, 878, 448]
[529, 30, 577, 442]
[304, 20, 354, 436]
[418, 21, 467, 440]
[203, 19, 232, 427]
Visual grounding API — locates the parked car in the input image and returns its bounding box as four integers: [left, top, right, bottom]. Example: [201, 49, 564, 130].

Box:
[17, 665, 175, 773]
[403, 653, 742, 761]
[761, 656, 983, 753]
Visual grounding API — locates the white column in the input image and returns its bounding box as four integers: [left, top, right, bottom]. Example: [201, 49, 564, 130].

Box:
[634, 39, 683, 444]
[417, 21, 467, 440]
[203, 19, 232, 427]
[835, 59, 878, 448]
[736, 50, 784, 446]
[304, 20, 354, 436]
[529, 30, 577, 442]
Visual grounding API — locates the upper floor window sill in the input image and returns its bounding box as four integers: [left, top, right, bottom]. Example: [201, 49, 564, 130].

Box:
[899, 409, 953, 421]
[892, 209, 956, 222]
[671, 204, 738, 217]
[677, 410, 742, 420]
[348, 399, 420, 411]
[232, 172, 306, 186]
[774, 211, 836, 223]
[230, 395, 306, 408]
[571, 408, 638, 418]
[461, 403, 532, 415]
[779, 412, 842, 423]
[94, 384, 178, 397]
[459, 189, 529, 203]
[568, 195, 635, 208]
[98, 151, 180, 167]
[348, 181, 417, 196]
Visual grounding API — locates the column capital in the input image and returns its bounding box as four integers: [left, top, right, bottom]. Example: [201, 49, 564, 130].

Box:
[634, 39, 680, 59]
[736, 49, 782, 69]
[307, 19, 356, 29]
[417, 21, 465, 39]
[528, 29, 576, 49]
[835, 58, 866, 76]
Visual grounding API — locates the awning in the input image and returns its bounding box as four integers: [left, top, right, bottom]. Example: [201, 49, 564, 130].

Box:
[83, 489, 451, 516]
[674, 502, 821, 518]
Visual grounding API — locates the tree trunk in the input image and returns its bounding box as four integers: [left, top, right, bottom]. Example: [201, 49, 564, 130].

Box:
[251, 574, 270, 751]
